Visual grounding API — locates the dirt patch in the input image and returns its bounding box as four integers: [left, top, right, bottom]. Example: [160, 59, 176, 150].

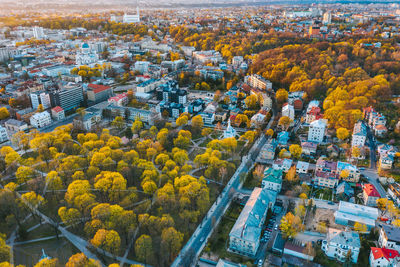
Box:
[306, 208, 347, 232]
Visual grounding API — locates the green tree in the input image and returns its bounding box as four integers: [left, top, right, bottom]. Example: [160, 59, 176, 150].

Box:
[135, 235, 153, 264]
[161, 227, 184, 263]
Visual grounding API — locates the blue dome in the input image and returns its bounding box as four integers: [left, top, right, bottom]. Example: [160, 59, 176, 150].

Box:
[82, 43, 89, 49]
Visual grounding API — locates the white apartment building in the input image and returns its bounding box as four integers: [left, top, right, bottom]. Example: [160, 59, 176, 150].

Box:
[33, 26, 45, 39]
[352, 121, 367, 148]
[379, 225, 400, 252]
[134, 61, 151, 74]
[0, 126, 9, 143]
[322, 228, 360, 263]
[282, 103, 295, 122]
[244, 74, 272, 91]
[30, 91, 51, 109]
[30, 111, 52, 128]
[308, 119, 327, 143]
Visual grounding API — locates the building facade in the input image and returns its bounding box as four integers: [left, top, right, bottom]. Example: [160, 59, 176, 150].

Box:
[30, 111, 52, 128]
[321, 228, 360, 263]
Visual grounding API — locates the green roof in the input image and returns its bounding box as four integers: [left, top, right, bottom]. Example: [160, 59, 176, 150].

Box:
[263, 167, 283, 184]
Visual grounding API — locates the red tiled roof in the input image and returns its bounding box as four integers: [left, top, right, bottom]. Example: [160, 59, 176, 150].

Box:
[363, 184, 380, 197]
[371, 247, 399, 260]
[88, 84, 111, 94]
[52, 106, 63, 113]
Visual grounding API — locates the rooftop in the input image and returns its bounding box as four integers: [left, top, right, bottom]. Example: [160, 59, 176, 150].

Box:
[382, 224, 400, 242]
[88, 84, 111, 94]
[370, 247, 400, 261]
[363, 184, 380, 198]
[229, 187, 277, 243]
[327, 228, 360, 248]
[263, 168, 283, 184]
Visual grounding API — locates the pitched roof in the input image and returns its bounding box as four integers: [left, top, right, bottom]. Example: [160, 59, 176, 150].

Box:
[363, 184, 380, 197]
[382, 224, 400, 242]
[88, 84, 111, 94]
[52, 106, 63, 113]
[370, 247, 400, 260]
[263, 168, 283, 184]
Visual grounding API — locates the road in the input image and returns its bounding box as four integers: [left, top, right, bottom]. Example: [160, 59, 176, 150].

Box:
[171, 131, 270, 267]
[366, 125, 377, 169]
[362, 169, 387, 198]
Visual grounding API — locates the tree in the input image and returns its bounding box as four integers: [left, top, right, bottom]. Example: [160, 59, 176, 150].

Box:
[280, 212, 304, 239]
[176, 115, 188, 127]
[265, 129, 274, 137]
[201, 128, 213, 137]
[34, 258, 58, 267]
[131, 119, 143, 134]
[289, 144, 302, 159]
[354, 222, 367, 233]
[336, 127, 350, 141]
[276, 88, 288, 104]
[376, 198, 389, 214]
[0, 233, 10, 262]
[285, 166, 298, 182]
[111, 116, 125, 130]
[36, 104, 44, 113]
[66, 253, 100, 267]
[135, 235, 153, 264]
[191, 115, 204, 131]
[161, 227, 184, 263]
[352, 146, 361, 158]
[303, 242, 316, 260]
[91, 229, 121, 254]
[15, 166, 36, 184]
[316, 221, 327, 233]
[0, 107, 10, 120]
[279, 116, 291, 130]
[244, 94, 258, 109]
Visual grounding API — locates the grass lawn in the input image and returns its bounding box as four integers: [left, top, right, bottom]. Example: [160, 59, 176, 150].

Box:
[313, 188, 334, 201]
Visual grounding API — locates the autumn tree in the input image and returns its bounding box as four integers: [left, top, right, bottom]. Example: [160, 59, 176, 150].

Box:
[279, 116, 291, 130]
[0, 107, 10, 120]
[265, 129, 274, 137]
[34, 258, 58, 267]
[276, 89, 288, 104]
[354, 222, 367, 233]
[191, 115, 204, 132]
[91, 229, 121, 254]
[66, 253, 100, 267]
[280, 212, 304, 239]
[289, 144, 302, 159]
[135, 234, 153, 264]
[111, 116, 125, 130]
[161, 227, 184, 263]
[336, 128, 350, 141]
[0, 233, 10, 262]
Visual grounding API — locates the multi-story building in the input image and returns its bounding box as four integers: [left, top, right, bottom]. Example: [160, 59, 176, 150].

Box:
[137, 79, 162, 93]
[301, 141, 317, 155]
[108, 105, 160, 126]
[369, 247, 400, 267]
[363, 106, 387, 136]
[51, 106, 65, 121]
[352, 121, 367, 148]
[232, 56, 244, 69]
[30, 111, 52, 128]
[123, 7, 140, 23]
[4, 119, 28, 135]
[229, 187, 277, 257]
[244, 74, 272, 91]
[323, 11, 332, 24]
[305, 106, 322, 124]
[282, 103, 295, 122]
[156, 80, 187, 104]
[379, 224, 400, 252]
[262, 168, 283, 192]
[337, 161, 360, 183]
[388, 183, 400, 207]
[33, 26, 45, 39]
[30, 91, 52, 109]
[134, 61, 151, 74]
[0, 126, 9, 143]
[314, 158, 338, 188]
[51, 83, 84, 111]
[308, 119, 327, 143]
[379, 154, 394, 170]
[321, 228, 360, 263]
[108, 93, 128, 107]
[334, 201, 379, 230]
[76, 43, 99, 66]
[193, 50, 223, 64]
[87, 84, 112, 104]
[0, 46, 12, 62]
[362, 184, 380, 207]
[73, 112, 101, 131]
[259, 139, 277, 161]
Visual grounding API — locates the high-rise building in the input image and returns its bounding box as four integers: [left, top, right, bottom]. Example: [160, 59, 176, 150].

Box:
[50, 83, 84, 111]
[323, 12, 332, 24]
[33, 26, 45, 39]
[30, 91, 52, 109]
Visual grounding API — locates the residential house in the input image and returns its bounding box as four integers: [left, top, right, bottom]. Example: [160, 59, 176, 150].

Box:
[4, 119, 28, 135]
[273, 158, 292, 172]
[362, 184, 380, 207]
[379, 224, 400, 252]
[379, 154, 394, 170]
[334, 201, 379, 230]
[388, 183, 400, 207]
[283, 242, 314, 261]
[259, 139, 278, 161]
[277, 131, 290, 146]
[51, 106, 65, 121]
[321, 228, 360, 263]
[30, 111, 52, 129]
[73, 112, 101, 131]
[308, 119, 327, 143]
[314, 158, 338, 188]
[337, 161, 360, 183]
[250, 112, 266, 128]
[377, 144, 397, 158]
[352, 121, 367, 148]
[369, 247, 400, 267]
[108, 93, 128, 107]
[336, 181, 354, 200]
[260, 93, 272, 109]
[296, 161, 309, 174]
[262, 168, 283, 192]
[301, 141, 317, 155]
[229, 187, 277, 257]
[305, 106, 322, 124]
[363, 106, 387, 136]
